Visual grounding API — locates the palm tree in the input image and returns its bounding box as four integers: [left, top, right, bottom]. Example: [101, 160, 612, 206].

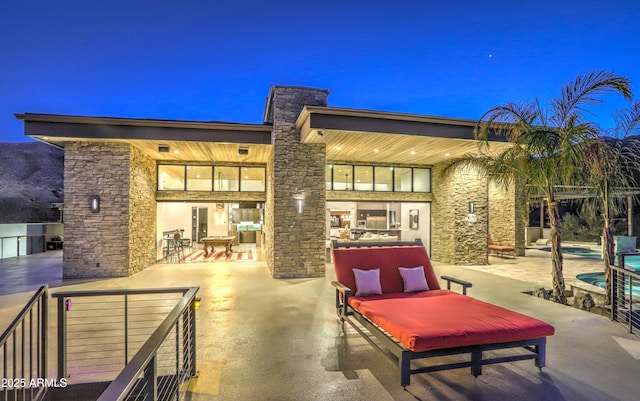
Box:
[459, 71, 632, 304]
[582, 101, 640, 305]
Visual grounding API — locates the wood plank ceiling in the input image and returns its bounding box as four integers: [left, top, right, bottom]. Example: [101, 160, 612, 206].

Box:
[35, 137, 273, 164]
[302, 129, 510, 166]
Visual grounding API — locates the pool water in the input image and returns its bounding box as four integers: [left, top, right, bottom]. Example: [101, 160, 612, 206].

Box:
[538, 246, 640, 270]
[577, 271, 640, 297]
[576, 272, 606, 288]
[539, 246, 601, 258]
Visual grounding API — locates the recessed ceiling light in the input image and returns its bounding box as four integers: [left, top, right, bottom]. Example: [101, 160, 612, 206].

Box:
[410, 151, 416, 155]
[336, 146, 342, 151]
[445, 153, 450, 157]
[174, 150, 179, 154]
[374, 149, 379, 153]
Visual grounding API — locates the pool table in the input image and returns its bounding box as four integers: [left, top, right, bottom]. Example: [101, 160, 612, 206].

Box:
[201, 236, 235, 256]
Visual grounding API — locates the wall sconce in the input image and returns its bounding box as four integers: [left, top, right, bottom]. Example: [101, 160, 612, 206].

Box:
[89, 195, 100, 213]
[294, 194, 305, 214]
[465, 201, 477, 223]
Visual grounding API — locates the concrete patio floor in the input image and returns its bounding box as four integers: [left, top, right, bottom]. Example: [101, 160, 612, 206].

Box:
[1, 249, 639, 401]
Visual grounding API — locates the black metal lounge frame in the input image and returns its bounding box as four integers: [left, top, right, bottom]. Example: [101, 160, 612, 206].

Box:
[331, 241, 547, 387]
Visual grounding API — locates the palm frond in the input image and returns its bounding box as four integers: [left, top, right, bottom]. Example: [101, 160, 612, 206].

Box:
[474, 102, 538, 144]
[612, 101, 640, 137]
[550, 70, 632, 128]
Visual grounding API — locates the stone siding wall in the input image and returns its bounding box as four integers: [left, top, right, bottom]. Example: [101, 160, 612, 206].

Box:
[488, 180, 526, 256]
[266, 86, 329, 278]
[64, 142, 131, 278]
[128, 146, 157, 275]
[431, 164, 488, 265]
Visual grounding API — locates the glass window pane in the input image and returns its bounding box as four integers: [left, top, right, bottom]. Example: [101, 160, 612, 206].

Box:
[332, 165, 353, 190]
[374, 166, 393, 191]
[214, 166, 239, 191]
[240, 167, 266, 191]
[326, 165, 333, 190]
[186, 166, 212, 191]
[394, 168, 412, 192]
[158, 165, 185, 190]
[354, 166, 373, 191]
[413, 168, 431, 192]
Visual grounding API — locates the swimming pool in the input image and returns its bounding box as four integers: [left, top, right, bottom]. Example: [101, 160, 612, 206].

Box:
[577, 271, 640, 297]
[538, 246, 640, 270]
[538, 246, 601, 259]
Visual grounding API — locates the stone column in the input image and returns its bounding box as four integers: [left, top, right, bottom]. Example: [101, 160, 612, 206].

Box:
[128, 146, 157, 275]
[63, 142, 157, 278]
[265, 86, 329, 278]
[431, 164, 489, 264]
[488, 180, 526, 256]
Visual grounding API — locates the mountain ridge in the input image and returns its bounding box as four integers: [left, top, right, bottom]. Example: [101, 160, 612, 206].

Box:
[0, 141, 64, 223]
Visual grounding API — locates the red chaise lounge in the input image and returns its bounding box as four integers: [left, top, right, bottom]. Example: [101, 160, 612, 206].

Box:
[488, 234, 516, 257]
[331, 240, 554, 387]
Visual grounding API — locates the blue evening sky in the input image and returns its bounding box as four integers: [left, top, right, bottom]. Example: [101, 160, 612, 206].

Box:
[1, 0, 639, 142]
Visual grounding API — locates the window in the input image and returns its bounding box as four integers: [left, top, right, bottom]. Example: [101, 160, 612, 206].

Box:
[240, 167, 266, 191]
[326, 164, 333, 190]
[214, 167, 240, 191]
[394, 168, 412, 192]
[158, 165, 185, 190]
[186, 166, 212, 191]
[354, 166, 373, 191]
[159, 164, 266, 192]
[332, 165, 353, 190]
[325, 164, 431, 193]
[374, 166, 393, 191]
[413, 168, 431, 192]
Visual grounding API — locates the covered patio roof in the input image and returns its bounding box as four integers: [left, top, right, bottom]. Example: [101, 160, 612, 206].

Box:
[17, 107, 514, 167]
[15, 113, 274, 164]
[297, 106, 512, 166]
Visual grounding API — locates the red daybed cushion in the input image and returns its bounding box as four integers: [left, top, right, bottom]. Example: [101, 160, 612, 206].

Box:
[333, 246, 440, 294]
[349, 291, 555, 352]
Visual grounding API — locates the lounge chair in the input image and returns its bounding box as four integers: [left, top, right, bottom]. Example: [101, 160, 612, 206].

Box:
[331, 240, 554, 386]
[488, 234, 516, 258]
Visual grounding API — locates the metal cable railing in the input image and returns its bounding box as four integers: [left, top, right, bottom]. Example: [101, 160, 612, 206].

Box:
[96, 287, 198, 401]
[51, 288, 195, 384]
[611, 253, 640, 337]
[52, 287, 198, 401]
[0, 286, 48, 401]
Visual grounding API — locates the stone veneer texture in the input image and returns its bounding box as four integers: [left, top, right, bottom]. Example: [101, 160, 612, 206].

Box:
[128, 146, 157, 275]
[488, 180, 526, 256]
[265, 86, 329, 278]
[431, 164, 488, 265]
[63, 142, 157, 278]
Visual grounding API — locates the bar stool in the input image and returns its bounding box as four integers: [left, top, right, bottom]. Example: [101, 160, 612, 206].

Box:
[180, 238, 193, 261]
[174, 238, 185, 263]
